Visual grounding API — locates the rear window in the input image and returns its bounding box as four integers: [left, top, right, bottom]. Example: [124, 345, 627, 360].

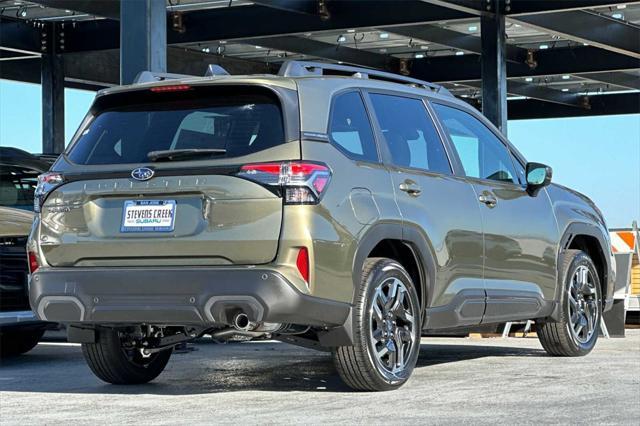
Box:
[66, 87, 285, 165]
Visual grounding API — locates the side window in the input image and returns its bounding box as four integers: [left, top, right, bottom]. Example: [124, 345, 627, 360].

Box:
[433, 103, 518, 184]
[368, 94, 451, 174]
[328, 92, 378, 162]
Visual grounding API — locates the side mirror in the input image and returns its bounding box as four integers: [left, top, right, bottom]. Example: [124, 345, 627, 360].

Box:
[526, 162, 552, 196]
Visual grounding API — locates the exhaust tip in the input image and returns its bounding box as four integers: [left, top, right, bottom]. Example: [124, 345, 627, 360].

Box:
[233, 312, 251, 331]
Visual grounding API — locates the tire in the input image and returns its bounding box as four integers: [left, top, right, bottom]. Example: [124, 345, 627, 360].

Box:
[0, 329, 44, 357]
[82, 327, 172, 384]
[538, 249, 602, 356]
[332, 257, 421, 391]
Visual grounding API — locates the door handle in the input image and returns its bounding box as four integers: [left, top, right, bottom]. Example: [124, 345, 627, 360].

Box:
[478, 193, 497, 207]
[399, 180, 422, 197]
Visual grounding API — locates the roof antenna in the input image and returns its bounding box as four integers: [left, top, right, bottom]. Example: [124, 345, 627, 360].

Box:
[205, 64, 230, 77]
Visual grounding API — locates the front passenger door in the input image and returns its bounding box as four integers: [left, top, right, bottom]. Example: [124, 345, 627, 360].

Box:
[432, 103, 560, 324]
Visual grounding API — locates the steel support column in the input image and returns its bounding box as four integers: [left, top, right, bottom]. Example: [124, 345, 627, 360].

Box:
[41, 24, 65, 154]
[120, 0, 166, 85]
[481, 6, 507, 135]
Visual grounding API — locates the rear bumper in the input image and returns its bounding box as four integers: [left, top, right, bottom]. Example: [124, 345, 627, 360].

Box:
[0, 310, 37, 325]
[29, 267, 350, 327]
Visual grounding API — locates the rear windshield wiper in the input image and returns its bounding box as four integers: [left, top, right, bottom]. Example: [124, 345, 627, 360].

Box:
[147, 148, 227, 162]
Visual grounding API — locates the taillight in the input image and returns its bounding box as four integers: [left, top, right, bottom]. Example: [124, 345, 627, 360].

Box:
[34, 172, 64, 213]
[296, 247, 310, 284]
[238, 162, 331, 204]
[28, 251, 39, 274]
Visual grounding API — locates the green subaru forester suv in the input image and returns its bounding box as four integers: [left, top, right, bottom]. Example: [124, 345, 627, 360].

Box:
[28, 61, 614, 391]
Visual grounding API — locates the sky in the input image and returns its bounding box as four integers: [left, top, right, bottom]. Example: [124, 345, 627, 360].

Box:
[1, 79, 639, 228]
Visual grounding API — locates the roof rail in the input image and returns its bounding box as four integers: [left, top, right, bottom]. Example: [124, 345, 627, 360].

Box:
[133, 70, 194, 84]
[278, 60, 451, 96]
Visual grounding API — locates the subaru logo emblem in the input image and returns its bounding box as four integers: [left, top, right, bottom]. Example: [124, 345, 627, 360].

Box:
[131, 167, 155, 181]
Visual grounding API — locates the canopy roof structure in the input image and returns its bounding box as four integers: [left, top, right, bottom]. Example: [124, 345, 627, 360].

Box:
[1, 0, 638, 153]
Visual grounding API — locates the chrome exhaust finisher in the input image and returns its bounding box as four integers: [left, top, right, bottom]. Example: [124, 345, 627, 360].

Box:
[232, 312, 254, 331]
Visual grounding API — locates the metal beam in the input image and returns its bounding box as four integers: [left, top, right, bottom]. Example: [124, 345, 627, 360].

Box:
[411, 46, 640, 82]
[506, 0, 640, 15]
[514, 10, 640, 59]
[120, 0, 167, 85]
[251, 0, 320, 15]
[0, 46, 276, 90]
[422, 1, 640, 15]
[388, 24, 525, 64]
[29, 0, 119, 19]
[61, 2, 472, 53]
[419, 1, 482, 15]
[0, 17, 41, 54]
[461, 80, 588, 108]
[64, 47, 277, 87]
[580, 71, 640, 90]
[508, 93, 640, 119]
[480, 6, 508, 134]
[41, 24, 64, 154]
[243, 36, 400, 71]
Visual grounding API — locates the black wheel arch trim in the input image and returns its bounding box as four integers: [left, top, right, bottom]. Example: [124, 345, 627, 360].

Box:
[550, 221, 613, 320]
[350, 221, 437, 326]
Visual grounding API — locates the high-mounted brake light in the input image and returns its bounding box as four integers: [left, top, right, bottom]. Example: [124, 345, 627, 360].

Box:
[28, 250, 39, 274]
[150, 84, 191, 93]
[238, 162, 331, 204]
[34, 172, 64, 213]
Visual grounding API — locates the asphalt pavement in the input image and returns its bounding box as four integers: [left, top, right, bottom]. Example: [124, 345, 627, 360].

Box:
[1, 330, 639, 425]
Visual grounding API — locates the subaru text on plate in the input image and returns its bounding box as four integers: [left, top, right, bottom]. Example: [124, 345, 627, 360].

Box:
[28, 62, 615, 391]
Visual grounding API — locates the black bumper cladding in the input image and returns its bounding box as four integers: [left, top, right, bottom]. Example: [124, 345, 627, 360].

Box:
[29, 267, 350, 327]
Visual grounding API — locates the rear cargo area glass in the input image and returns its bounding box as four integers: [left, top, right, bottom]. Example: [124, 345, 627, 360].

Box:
[67, 88, 285, 165]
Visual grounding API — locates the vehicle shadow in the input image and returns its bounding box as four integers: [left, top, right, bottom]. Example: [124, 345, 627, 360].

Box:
[0, 340, 546, 395]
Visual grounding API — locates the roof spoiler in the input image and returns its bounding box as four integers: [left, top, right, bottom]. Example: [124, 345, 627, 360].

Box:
[278, 60, 451, 96]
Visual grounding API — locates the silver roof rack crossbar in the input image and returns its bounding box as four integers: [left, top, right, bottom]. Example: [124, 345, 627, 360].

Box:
[278, 60, 451, 96]
[134, 70, 194, 84]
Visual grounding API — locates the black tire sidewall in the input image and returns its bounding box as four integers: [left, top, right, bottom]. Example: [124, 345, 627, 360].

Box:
[561, 252, 602, 353]
[358, 259, 421, 388]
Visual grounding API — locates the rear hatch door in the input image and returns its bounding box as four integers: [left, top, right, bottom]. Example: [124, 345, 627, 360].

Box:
[40, 83, 299, 267]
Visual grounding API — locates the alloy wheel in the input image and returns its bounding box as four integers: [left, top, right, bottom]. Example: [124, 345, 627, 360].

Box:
[567, 265, 598, 344]
[368, 277, 417, 376]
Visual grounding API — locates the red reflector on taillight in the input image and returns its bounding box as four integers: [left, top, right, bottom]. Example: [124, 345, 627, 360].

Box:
[150, 84, 191, 93]
[28, 251, 39, 274]
[296, 247, 310, 283]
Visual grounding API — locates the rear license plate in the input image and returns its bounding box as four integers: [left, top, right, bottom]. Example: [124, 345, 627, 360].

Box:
[121, 200, 176, 233]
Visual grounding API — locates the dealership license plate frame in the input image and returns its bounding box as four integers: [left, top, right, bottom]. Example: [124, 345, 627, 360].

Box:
[121, 199, 177, 233]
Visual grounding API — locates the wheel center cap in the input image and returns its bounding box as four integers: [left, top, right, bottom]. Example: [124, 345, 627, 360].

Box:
[385, 320, 393, 330]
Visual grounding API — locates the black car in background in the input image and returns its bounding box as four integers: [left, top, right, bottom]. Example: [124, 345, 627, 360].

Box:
[0, 147, 54, 356]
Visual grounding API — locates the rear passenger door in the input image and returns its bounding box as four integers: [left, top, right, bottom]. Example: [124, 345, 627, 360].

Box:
[365, 91, 485, 329]
[432, 102, 560, 323]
